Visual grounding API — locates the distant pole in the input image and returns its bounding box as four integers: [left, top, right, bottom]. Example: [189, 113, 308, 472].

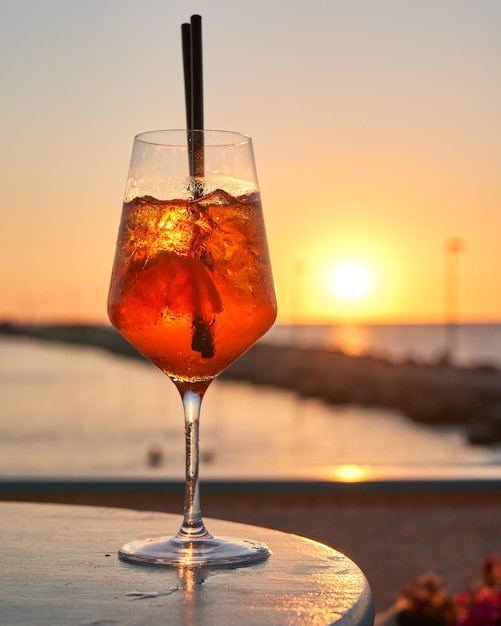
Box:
[444, 238, 464, 364]
[290, 260, 306, 346]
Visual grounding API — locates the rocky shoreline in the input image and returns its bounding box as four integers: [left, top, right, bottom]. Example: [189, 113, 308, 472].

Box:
[3, 322, 501, 445]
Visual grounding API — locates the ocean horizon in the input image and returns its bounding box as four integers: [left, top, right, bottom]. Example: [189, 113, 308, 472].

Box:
[264, 321, 501, 369]
[4, 319, 501, 367]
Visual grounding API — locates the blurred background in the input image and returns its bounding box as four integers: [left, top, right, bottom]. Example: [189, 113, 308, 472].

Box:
[2, 0, 501, 477]
[2, 2, 501, 616]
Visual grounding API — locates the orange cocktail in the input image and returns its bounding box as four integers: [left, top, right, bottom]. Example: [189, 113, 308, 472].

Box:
[108, 189, 276, 382]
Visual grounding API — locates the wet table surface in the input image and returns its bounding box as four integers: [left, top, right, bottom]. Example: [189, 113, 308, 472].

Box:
[0, 501, 374, 625]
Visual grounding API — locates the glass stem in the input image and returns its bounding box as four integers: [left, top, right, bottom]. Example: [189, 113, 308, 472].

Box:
[177, 384, 212, 541]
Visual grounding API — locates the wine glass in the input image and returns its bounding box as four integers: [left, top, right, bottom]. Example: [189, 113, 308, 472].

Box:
[107, 129, 277, 566]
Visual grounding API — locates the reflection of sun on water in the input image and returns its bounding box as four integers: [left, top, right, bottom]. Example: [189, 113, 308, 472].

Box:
[326, 464, 372, 482]
[327, 324, 372, 357]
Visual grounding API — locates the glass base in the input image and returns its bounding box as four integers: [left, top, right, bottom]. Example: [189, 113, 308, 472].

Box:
[119, 534, 271, 567]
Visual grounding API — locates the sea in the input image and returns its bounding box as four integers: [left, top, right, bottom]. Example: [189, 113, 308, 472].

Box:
[1, 323, 501, 478]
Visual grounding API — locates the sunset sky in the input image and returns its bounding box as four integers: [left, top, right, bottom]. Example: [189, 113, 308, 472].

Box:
[1, 0, 500, 324]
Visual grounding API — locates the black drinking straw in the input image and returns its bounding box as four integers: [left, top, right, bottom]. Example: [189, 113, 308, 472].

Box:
[182, 15, 214, 359]
[182, 15, 204, 179]
[181, 22, 192, 133]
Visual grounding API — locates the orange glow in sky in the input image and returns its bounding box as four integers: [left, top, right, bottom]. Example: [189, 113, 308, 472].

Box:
[1, 2, 500, 324]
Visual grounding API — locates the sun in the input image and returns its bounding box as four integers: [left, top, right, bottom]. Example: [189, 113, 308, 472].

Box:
[331, 262, 370, 300]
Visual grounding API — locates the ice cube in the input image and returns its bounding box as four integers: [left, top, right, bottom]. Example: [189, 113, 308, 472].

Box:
[196, 188, 234, 208]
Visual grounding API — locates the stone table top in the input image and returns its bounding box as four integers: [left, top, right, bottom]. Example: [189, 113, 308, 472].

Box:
[0, 501, 374, 625]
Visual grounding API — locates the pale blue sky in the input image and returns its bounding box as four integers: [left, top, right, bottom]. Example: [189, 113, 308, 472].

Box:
[1, 1, 500, 322]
